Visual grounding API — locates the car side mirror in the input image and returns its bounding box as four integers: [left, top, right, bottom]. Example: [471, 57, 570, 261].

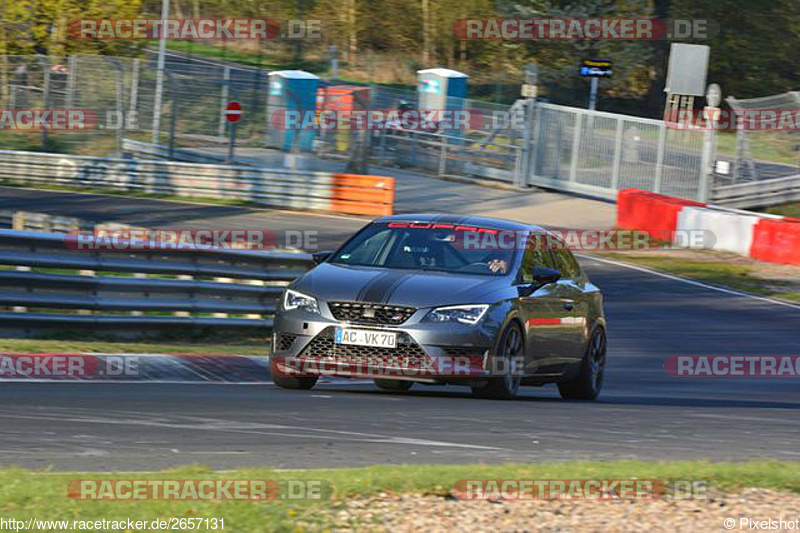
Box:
[312, 251, 333, 265]
[531, 266, 561, 291]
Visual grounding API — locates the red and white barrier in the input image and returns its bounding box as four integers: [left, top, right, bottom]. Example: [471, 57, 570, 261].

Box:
[617, 188, 800, 266]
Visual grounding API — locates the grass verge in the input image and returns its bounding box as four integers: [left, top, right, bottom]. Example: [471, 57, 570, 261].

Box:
[598, 252, 800, 303]
[762, 202, 800, 219]
[1, 461, 798, 532]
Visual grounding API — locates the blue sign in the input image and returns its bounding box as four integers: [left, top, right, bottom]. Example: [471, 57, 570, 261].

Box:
[580, 60, 613, 78]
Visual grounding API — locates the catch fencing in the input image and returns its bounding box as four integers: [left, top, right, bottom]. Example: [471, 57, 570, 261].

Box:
[11, 52, 795, 207]
[366, 101, 710, 202]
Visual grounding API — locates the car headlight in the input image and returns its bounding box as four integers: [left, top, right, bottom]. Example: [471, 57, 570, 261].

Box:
[424, 304, 489, 325]
[282, 289, 320, 314]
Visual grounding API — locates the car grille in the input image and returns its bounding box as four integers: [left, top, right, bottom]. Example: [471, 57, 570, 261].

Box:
[328, 301, 416, 325]
[276, 334, 297, 351]
[300, 327, 427, 365]
[443, 346, 482, 357]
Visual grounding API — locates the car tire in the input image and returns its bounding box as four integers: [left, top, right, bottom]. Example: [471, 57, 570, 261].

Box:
[472, 322, 524, 400]
[273, 374, 318, 390]
[558, 327, 606, 401]
[374, 379, 414, 392]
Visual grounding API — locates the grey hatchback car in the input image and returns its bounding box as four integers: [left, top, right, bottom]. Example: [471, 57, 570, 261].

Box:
[271, 214, 606, 400]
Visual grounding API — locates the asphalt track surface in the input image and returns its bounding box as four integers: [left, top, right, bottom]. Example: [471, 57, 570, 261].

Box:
[1, 189, 799, 471]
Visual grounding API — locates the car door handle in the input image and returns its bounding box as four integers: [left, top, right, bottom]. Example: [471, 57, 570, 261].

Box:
[563, 302, 574, 311]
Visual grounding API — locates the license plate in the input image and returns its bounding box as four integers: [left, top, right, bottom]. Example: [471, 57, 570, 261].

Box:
[335, 328, 397, 348]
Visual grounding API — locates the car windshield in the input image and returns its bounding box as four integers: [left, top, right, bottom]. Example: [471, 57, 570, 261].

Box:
[331, 222, 517, 276]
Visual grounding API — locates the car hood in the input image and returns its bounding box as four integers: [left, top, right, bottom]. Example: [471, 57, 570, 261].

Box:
[292, 263, 509, 308]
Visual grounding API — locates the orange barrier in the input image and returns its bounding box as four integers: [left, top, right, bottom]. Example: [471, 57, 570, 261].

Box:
[616, 188, 705, 242]
[331, 174, 395, 216]
[749, 217, 800, 266]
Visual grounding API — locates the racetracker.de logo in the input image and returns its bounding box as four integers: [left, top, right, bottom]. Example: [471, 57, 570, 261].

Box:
[452, 479, 669, 500]
[67, 479, 331, 500]
[452, 18, 714, 40]
[0, 109, 97, 131]
[666, 109, 800, 131]
[664, 356, 800, 377]
[68, 19, 321, 40]
[64, 229, 279, 251]
[0, 354, 138, 378]
[270, 109, 487, 131]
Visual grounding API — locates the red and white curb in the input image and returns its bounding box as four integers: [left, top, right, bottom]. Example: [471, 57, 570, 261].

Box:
[617, 188, 800, 266]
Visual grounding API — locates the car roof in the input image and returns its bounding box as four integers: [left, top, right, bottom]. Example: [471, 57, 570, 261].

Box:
[374, 214, 541, 232]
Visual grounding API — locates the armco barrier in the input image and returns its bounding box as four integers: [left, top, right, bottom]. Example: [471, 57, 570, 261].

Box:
[0, 149, 394, 217]
[750, 218, 800, 266]
[677, 207, 761, 256]
[0, 229, 313, 332]
[617, 189, 705, 242]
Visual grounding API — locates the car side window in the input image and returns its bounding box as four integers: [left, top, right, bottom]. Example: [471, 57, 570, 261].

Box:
[552, 249, 581, 279]
[520, 238, 558, 284]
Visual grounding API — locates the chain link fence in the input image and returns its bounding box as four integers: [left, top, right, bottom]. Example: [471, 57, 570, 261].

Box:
[0, 52, 717, 202]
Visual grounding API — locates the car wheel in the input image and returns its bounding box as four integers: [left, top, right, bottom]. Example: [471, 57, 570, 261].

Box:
[374, 379, 414, 391]
[558, 327, 606, 401]
[472, 322, 523, 400]
[273, 374, 319, 390]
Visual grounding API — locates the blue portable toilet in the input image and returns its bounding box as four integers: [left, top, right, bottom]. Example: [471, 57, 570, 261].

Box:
[417, 68, 469, 140]
[417, 68, 468, 113]
[268, 70, 320, 152]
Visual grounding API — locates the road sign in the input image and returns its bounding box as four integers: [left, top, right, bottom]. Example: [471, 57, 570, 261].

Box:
[521, 84, 538, 98]
[224, 101, 242, 123]
[580, 59, 612, 78]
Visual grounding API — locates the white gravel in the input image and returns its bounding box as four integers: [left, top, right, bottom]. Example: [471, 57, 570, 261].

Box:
[327, 488, 800, 532]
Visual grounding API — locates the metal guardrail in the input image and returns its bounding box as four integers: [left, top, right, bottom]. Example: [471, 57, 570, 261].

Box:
[122, 139, 230, 164]
[0, 229, 313, 330]
[712, 174, 800, 209]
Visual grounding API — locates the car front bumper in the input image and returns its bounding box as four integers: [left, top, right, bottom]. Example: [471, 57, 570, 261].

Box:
[272, 304, 503, 381]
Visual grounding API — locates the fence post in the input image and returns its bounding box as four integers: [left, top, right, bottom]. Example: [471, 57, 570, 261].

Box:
[104, 57, 125, 154]
[654, 124, 666, 193]
[517, 99, 534, 187]
[568, 112, 582, 183]
[438, 134, 448, 175]
[610, 118, 624, 191]
[129, 58, 140, 115]
[699, 127, 716, 202]
[66, 55, 77, 108]
[218, 66, 230, 139]
[167, 72, 178, 159]
[40, 57, 51, 150]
